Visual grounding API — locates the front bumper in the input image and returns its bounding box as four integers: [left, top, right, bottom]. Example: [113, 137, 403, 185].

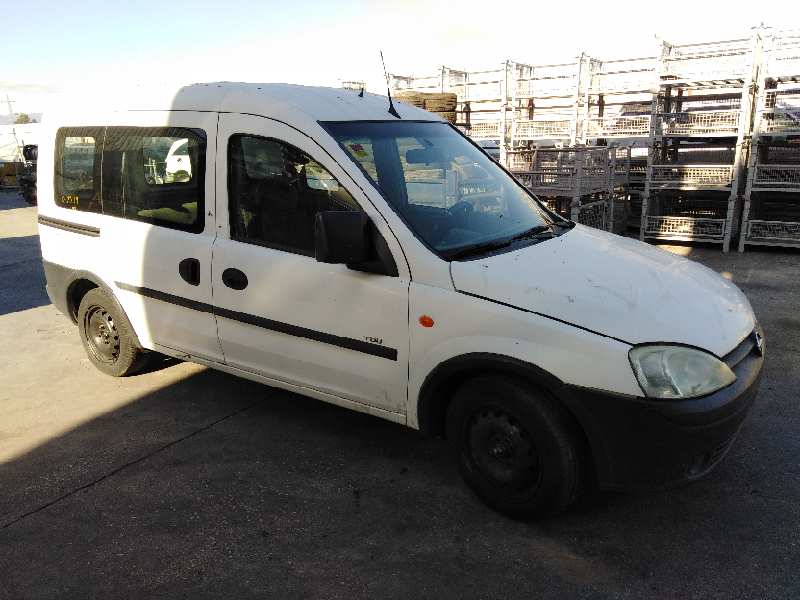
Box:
[563, 333, 764, 490]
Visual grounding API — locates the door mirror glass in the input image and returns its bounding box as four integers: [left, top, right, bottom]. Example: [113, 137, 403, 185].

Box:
[22, 144, 37, 162]
[314, 211, 371, 265]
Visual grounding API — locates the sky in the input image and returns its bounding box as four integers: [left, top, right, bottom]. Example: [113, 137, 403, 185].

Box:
[0, 0, 792, 115]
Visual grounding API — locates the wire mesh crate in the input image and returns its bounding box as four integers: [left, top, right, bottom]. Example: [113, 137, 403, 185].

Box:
[587, 115, 651, 138]
[741, 146, 800, 248]
[511, 146, 612, 199]
[744, 219, 800, 245]
[514, 62, 581, 99]
[612, 146, 632, 184]
[741, 192, 800, 247]
[749, 142, 800, 191]
[457, 68, 507, 102]
[574, 199, 608, 229]
[752, 164, 800, 190]
[392, 66, 508, 146]
[514, 167, 577, 194]
[644, 215, 727, 239]
[661, 38, 753, 83]
[465, 120, 503, 140]
[760, 88, 800, 135]
[643, 192, 731, 241]
[629, 156, 648, 177]
[514, 118, 573, 140]
[536, 196, 610, 231]
[649, 165, 734, 189]
[506, 150, 533, 172]
[763, 30, 800, 80]
[659, 110, 741, 136]
[590, 56, 658, 94]
[738, 32, 800, 250]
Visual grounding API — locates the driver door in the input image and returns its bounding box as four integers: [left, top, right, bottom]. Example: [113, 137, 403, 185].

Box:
[213, 113, 411, 416]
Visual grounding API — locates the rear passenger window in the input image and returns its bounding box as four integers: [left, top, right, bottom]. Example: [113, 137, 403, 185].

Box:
[102, 127, 205, 232]
[229, 135, 359, 256]
[54, 128, 103, 212]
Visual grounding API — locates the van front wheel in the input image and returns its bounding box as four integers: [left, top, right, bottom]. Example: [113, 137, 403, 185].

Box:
[77, 288, 147, 377]
[446, 376, 584, 518]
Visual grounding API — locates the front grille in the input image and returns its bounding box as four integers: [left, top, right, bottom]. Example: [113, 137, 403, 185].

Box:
[723, 328, 763, 370]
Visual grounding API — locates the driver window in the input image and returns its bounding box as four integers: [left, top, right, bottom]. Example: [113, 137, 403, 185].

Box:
[228, 135, 360, 256]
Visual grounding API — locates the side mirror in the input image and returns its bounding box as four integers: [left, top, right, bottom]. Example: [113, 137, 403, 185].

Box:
[22, 145, 37, 162]
[314, 211, 372, 265]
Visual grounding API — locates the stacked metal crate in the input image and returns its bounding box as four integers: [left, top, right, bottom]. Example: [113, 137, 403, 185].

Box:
[510, 57, 588, 145]
[640, 36, 761, 251]
[584, 55, 657, 231]
[508, 146, 615, 229]
[452, 65, 509, 146]
[389, 31, 799, 249]
[609, 145, 634, 232]
[391, 66, 509, 146]
[506, 57, 620, 230]
[392, 60, 624, 232]
[739, 29, 800, 250]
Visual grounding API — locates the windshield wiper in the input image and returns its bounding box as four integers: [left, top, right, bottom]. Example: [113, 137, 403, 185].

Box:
[507, 224, 554, 242]
[443, 239, 516, 260]
[444, 225, 555, 260]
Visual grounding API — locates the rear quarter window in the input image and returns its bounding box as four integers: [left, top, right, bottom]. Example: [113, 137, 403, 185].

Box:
[54, 127, 104, 213]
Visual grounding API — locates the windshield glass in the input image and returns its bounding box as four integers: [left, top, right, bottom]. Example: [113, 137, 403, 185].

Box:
[322, 121, 559, 258]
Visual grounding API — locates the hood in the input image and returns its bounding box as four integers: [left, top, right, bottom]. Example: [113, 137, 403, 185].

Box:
[450, 225, 755, 357]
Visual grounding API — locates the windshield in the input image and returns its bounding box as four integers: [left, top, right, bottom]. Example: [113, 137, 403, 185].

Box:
[322, 121, 561, 258]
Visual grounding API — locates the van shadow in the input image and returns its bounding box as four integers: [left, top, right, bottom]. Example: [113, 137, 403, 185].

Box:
[0, 190, 28, 212]
[0, 235, 49, 316]
[1, 358, 796, 598]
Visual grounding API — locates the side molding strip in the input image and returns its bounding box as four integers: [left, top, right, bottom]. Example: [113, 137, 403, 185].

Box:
[38, 215, 101, 237]
[116, 282, 213, 313]
[115, 282, 397, 361]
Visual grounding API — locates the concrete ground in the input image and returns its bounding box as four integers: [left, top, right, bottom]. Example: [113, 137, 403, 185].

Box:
[0, 189, 798, 599]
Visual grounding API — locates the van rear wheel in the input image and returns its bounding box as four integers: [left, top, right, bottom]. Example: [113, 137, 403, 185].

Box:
[446, 376, 584, 518]
[77, 288, 148, 377]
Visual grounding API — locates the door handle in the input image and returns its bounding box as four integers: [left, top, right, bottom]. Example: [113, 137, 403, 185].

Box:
[222, 267, 248, 290]
[178, 258, 201, 286]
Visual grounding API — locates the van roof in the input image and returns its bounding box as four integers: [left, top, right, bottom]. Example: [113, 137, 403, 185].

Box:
[48, 82, 442, 126]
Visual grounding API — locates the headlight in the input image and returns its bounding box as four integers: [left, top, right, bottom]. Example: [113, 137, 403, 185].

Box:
[628, 345, 736, 399]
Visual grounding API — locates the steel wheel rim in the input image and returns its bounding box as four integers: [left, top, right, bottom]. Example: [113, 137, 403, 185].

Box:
[466, 407, 540, 492]
[84, 305, 120, 364]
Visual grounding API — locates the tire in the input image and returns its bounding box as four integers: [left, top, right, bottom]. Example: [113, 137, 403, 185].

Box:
[77, 287, 148, 377]
[446, 375, 585, 518]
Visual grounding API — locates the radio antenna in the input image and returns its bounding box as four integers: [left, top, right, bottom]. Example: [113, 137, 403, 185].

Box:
[380, 50, 401, 119]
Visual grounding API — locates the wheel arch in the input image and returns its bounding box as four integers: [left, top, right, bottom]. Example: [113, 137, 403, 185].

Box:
[44, 261, 143, 348]
[66, 277, 100, 323]
[416, 352, 610, 483]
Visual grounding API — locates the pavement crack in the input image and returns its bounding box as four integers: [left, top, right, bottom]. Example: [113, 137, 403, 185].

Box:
[1, 400, 260, 530]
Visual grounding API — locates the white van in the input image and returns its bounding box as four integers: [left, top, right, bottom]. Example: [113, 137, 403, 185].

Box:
[38, 83, 764, 517]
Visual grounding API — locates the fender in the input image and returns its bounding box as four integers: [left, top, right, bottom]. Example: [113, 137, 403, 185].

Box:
[416, 352, 615, 485]
[42, 260, 144, 348]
